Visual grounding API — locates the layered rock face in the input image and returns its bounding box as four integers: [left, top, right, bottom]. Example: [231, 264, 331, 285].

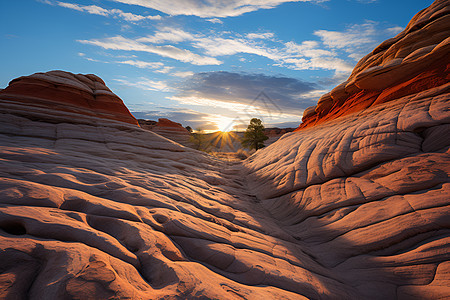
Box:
[299, 0, 450, 129]
[0, 70, 138, 126]
[0, 1, 449, 299]
[138, 118, 192, 146]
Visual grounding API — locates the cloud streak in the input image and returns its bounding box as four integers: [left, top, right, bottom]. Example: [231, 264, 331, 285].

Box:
[77, 35, 222, 65]
[110, 0, 327, 18]
[56, 1, 162, 21]
[115, 77, 172, 92]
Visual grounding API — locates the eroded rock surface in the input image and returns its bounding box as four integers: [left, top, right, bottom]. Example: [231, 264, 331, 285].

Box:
[0, 1, 449, 298]
[138, 118, 192, 146]
[0, 70, 138, 126]
[299, 0, 450, 129]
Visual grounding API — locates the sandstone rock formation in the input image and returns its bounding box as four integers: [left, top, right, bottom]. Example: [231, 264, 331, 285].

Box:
[138, 118, 192, 146]
[0, 1, 449, 299]
[0, 70, 138, 126]
[299, 0, 450, 129]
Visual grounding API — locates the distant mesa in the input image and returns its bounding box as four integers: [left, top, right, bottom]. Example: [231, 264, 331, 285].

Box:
[0, 70, 138, 126]
[298, 0, 450, 130]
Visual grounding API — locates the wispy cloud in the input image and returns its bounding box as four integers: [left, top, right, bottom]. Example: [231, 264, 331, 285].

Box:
[116, 59, 164, 69]
[137, 28, 195, 44]
[115, 77, 172, 92]
[78, 20, 401, 76]
[246, 32, 274, 40]
[172, 71, 194, 78]
[55, 1, 162, 21]
[206, 18, 223, 24]
[77, 35, 222, 65]
[110, 0, 328, 18]
[36, 0, 55, 5]
[386, 26, 403, 35]
[313, 21, 387, 61]
[314, 23, 375, 49]
[194, 36, 280, 59]
[57, 2, 109, 16]
[154, 66, 175, 74]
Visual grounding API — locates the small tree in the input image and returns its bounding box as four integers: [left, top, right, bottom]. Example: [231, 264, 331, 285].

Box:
[241, 118, 268, 150]
[189, 128, 211, 151]
[185, 126, 193, 133]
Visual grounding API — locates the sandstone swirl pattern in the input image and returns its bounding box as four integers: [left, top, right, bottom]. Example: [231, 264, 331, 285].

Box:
[0, 1, 449, 299]
[299, 0, 450, 129]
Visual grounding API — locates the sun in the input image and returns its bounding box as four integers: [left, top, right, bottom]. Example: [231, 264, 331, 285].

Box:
[216, 116, 235, 132]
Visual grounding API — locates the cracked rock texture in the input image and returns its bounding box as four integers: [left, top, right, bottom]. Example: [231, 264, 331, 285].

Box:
[0, 1, 449, 299]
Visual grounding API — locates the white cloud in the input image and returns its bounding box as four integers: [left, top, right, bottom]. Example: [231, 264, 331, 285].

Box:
[194, 36, 280, 59]
[115, 77, 172, 91]
[137, 27, 195, 44]
[77, 20, 400, 76]
[246, 32, 274, 40]
[57, 2, 109, 16]
[314, 21, 377, 49]
[386, 26, 403, 35]
[154, 66, 174, 74]
[37, 0, 54, 4]
[111, 9, 162, 21]
[116, 59, 164, 69]
[56, 1, 161, 21]
[281, 40, 353, 72]
[77, 35, 222, 65]
[284, 40, 334, 57]
[172, 71, 194, 78]
[110, 0, 328, 18]
[206, 18, 223, 24]
[313, 21, 388, 61]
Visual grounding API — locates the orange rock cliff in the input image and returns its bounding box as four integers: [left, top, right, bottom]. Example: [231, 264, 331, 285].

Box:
[298, 0, 450, 130]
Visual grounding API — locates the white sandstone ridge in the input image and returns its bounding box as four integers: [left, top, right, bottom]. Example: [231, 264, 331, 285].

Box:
[0, 1, 449, 298]
[0, 77, 449, 298]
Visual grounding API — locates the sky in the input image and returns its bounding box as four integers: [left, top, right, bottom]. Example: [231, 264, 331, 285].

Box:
[1, 0, 433, 132]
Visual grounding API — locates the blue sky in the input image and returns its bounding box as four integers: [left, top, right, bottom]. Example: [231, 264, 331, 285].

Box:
[1, 0, 433, 131]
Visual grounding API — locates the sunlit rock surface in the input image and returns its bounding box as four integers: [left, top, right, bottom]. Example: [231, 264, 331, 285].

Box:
[0, 1, 449, 298]
[299, 0, 450, 129]
[0, 70, 138, 126]
[138, 118, 192, 147]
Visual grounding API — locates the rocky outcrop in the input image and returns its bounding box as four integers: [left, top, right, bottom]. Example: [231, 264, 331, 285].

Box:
[0, 70, 138, 126]
[264, 127, 295, 147]
[0, 1, 449, 299]
[299, 0, 450, 129]
[138, 118, 192, 146]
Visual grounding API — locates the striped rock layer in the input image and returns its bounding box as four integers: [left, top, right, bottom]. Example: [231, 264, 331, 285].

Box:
[0, 1, 449, 299]
[299, 0, 450, 130]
